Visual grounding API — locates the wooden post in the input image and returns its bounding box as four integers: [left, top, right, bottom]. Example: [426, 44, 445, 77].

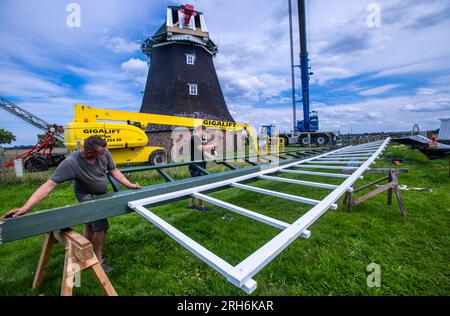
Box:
[33, 230, 117, 296]
[0, 147, 6, 179]
[391, 170, 408, 216]
[387, 171, 393, 205]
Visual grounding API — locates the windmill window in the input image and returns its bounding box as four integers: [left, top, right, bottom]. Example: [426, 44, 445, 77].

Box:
[186, 54, 195, 65]
[188, 84, 198, 96]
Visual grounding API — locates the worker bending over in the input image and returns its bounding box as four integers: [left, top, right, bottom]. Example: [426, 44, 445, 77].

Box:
[2, 135, 141, 273]
[188, 125, 217, 211]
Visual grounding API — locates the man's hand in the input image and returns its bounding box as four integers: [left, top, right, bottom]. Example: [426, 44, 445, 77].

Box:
[1, 180, 57, 220]
[110, 168, 142, 190]
[126, 182, 142, 190]
[2, 208, 28, 220]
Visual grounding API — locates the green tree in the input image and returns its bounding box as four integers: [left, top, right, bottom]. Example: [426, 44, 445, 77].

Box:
[0, 129, 16, 147]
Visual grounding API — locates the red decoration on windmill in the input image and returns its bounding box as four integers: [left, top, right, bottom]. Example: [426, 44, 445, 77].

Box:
[180, 4, 197, 26]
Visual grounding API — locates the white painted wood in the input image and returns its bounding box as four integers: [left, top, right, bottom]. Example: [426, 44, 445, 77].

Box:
[279, 169, 363, 179]
[294, 165, 359, 171]
[259, 175, 338, 190]
[192, 193, 290, 230]
[231, 183, 338, 210]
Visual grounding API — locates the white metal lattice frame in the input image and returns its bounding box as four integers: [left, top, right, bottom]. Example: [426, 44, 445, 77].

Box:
[128, 139, 390, 293]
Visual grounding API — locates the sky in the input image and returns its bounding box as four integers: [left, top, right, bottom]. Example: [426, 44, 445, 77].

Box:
[0, 0, 449, 146]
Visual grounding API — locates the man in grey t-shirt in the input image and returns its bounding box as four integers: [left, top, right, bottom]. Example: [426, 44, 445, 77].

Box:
[3, 136, 141, 272]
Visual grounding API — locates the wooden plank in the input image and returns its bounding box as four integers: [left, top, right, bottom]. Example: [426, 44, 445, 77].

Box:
[91, 262, 118, 296]
[32, 233, 56, 289]
[61, 242, 75, 296]
[353, 176, 389, 193]
[352, 182, 395, 205]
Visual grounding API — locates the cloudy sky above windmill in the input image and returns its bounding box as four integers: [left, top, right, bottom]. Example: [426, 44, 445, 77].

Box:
[0, 0, 449, 145]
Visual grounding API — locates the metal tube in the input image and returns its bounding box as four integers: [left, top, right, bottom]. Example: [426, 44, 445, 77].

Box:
[288, 0, 297, 131]
[231, 183, 338, 209]
[279, 169, 363, 179]
[259, 175, 338, 190]
[192, 193, 290, 230]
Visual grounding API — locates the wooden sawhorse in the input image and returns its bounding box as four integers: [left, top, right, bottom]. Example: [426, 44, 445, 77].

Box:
[32, 229, 117, 296]
[343, 169, 408, 216]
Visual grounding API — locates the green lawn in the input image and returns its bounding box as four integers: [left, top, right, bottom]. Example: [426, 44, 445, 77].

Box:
[0, 145, 449, 296]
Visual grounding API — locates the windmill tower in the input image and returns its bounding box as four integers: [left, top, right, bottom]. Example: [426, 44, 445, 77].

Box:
[140, 4, 234, 124]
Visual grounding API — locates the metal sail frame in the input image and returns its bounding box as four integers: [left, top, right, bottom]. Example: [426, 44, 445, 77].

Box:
[127, 139, 390, 293]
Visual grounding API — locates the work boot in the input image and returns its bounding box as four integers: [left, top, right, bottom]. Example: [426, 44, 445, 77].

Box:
[197, 206, 209, 212]
[101, 259, 114, 274]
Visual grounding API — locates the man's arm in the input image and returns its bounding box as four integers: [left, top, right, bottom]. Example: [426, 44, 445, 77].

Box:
[2, 180, 58, 219]
[109, 168, 142, 190]
[200, 142, 218, 161]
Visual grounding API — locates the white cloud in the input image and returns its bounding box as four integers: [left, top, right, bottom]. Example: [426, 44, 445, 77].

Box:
[359, 84, 401, 96]
[105, 37, 140, 54]
[121, 58, 148, 74]
[121, 58, 148, 86]
[0, 66, 69, 98]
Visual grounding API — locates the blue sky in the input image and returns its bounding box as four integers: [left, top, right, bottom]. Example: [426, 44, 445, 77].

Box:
[0, 0, 449, 145]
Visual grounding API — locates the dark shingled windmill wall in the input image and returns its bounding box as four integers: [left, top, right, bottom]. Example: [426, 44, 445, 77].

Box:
[140, 44, 234, 122]
[140, 43, 237, 152]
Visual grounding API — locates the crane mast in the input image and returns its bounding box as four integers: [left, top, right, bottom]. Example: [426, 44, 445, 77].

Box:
[298, 0, 311, 132]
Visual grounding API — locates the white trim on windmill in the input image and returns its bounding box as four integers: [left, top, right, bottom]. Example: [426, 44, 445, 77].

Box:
[200, 14, 208, 32]
[188, 84, 198, 96]
[166, 8, 173, 27]
[186, 54, 195, 65]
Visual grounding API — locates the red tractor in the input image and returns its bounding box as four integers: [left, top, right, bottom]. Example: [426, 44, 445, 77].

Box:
[6, 125, 65, 172]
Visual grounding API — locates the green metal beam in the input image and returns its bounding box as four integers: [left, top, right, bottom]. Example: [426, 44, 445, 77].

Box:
[0, 158, 305, 244]
[191, 163, 210, 175]
[157, 169, 174, 182]
[220, 161, 237, 170]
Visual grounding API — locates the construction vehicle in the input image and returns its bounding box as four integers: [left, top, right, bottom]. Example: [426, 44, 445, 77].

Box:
[258, 125, 285, 151]
[0, 97, 66, 172]
[64, 105, 275, 165]
[279, 0, 337, 147]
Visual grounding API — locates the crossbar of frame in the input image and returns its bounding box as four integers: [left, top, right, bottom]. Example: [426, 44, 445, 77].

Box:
[308, 161, 365, 165]
[192, 193, 289, 230]
[259, 175, 338, 190]
[279, 169, 364, 179]
[231, 183, 338, 210]
[315, 157, 369, 161]
[294, 165, 360, 171]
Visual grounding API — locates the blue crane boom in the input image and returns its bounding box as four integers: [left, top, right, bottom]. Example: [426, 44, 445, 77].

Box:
[297, 0, 318, 133]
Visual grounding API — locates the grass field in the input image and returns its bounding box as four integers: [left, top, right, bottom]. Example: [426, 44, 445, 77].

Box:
[0, 144, 449, 296]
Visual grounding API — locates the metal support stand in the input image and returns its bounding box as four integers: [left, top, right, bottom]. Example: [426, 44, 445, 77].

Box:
[343, 169, 408, 216]
[32, 229, 117, 296]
